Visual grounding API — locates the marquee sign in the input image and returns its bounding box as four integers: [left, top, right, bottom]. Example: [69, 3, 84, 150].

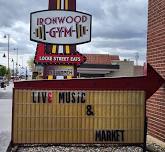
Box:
[30, 10, 92, 45]
[13, 89, 145, 144]
[11, 64, 165, 150]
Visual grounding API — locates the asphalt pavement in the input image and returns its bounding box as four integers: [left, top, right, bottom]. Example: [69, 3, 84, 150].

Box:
[0, 83, 13, 99]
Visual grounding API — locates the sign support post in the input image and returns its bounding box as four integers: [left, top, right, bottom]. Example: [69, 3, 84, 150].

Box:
[143, 117, 148, 151]
[47, 0, 77, 78]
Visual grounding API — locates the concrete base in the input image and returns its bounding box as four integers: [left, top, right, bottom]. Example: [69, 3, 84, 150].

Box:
[147, 135, 165, 148]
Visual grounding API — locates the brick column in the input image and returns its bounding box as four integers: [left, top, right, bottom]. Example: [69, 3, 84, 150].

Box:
[147, 0, 165, 142]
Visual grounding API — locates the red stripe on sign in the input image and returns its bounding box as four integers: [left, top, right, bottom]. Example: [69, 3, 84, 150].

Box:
[48, 0, 59, 54]
[68, 0, 76, 11]
[69, 45, 76, 54]
[49, 0, 57, 10]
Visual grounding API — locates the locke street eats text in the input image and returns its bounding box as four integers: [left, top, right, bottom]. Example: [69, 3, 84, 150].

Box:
[32, 91, 125, 142]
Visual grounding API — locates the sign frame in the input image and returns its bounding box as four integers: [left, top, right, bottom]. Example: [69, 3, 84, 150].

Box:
[9, 64, 165, 151]
[30, 10, 92, 45]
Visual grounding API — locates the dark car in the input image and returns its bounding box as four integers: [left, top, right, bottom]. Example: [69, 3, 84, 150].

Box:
[0, 76, 5, 88]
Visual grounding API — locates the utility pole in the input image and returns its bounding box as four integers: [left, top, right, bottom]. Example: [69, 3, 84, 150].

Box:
[14, 48, 18, 77]
[26, 66, 28, 80]
[11, 58, 14, 81]
[135, 52, 139, 66]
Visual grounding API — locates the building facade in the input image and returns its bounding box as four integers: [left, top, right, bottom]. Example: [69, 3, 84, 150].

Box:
[78, 54, 120, 77]
[147, 0, 165, 142]
[78, 54, 144, 78]
[34, 54, 144, 79]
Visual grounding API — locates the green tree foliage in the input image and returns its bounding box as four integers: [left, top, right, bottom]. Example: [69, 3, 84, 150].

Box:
[0, 65, 7, 76]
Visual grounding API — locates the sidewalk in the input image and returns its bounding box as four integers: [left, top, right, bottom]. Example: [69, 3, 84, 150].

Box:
[0, 83, 13, 152]
[0, 98, 12, 132]
[0, 132, 11, 152]
[0, 82, 13, 132]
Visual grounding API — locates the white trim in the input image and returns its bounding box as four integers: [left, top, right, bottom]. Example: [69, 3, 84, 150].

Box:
[58, 45, 64, 53]
[56, 76, 64, 80]
[61, 0, 64, 9]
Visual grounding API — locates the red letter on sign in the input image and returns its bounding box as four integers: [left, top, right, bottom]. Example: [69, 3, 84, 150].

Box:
[48, 92, 53, 103]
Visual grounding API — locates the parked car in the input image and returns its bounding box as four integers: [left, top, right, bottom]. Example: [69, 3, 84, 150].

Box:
[0, 76, 6, 88]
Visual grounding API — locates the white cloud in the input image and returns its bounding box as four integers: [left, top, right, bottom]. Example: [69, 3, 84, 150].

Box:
[0, 0, 148, 66]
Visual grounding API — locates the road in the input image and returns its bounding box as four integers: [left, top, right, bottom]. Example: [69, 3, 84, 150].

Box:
[0, 86, 13, 99]
[0, 82, 13, 152]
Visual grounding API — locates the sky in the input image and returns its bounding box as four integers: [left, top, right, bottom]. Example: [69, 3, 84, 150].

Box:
[0, 0, 148, 69]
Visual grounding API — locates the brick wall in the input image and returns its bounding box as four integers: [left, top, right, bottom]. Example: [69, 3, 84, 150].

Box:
[147, 0, 165, 142]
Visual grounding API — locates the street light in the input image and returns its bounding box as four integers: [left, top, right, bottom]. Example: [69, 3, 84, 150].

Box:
[11, 58, 15, 78]
[14, 48, 18, 77]
[3, 53, 6, 58]
[4, 34, 10, 85]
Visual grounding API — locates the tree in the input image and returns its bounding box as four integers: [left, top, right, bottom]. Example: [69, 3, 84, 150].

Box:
[0, 65, 7, 76]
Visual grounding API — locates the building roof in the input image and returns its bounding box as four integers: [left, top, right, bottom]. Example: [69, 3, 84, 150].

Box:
[84, 54, 120, 64]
